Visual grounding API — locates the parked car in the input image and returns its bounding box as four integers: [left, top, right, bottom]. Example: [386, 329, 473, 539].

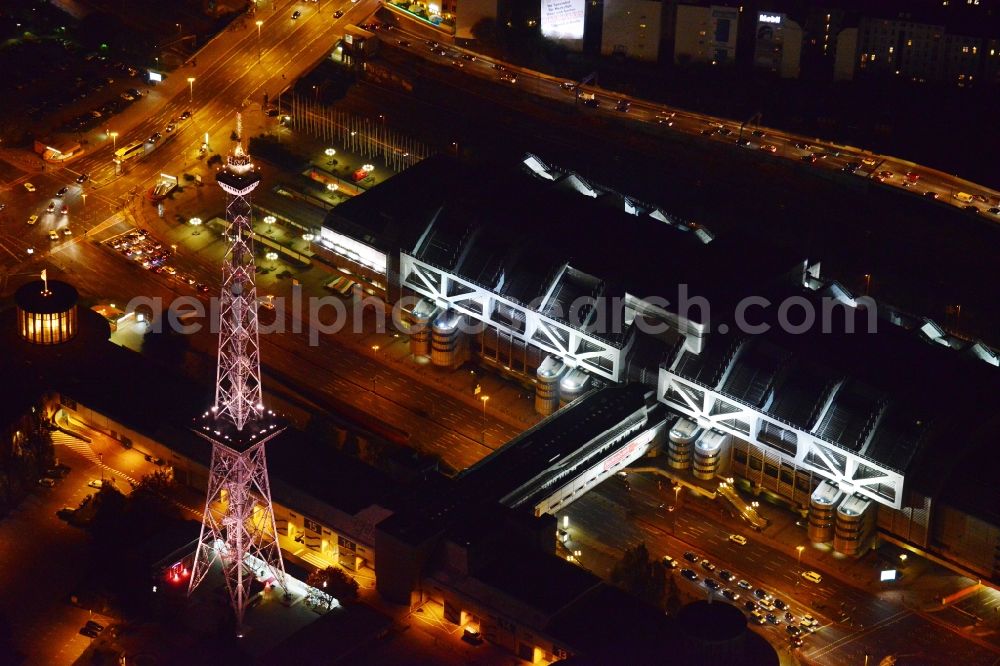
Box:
[38, 477, 56, 488]
[661, 555, 678, 569]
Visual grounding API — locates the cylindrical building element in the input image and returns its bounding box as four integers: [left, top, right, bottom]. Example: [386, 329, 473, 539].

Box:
[534, 355, 566, 416]
[15, 279, 78, 345]
[559, 367, 590, 407]
[834, 494, 872, 556]
[431, 308, 463, 368]
[692, 429, 725, 480]
[409, 299, 437, 358]
[808, 481, 842, 544]
[668, 417, 701, 471]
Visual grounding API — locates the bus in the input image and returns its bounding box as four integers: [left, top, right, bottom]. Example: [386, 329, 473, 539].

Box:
[114, 140, 145, 163]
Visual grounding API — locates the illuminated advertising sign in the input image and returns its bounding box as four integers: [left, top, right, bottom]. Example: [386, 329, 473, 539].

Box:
[758, 12, 782, 24]
[541, 0, 585, 42]
[880, 569, 898, 582]
[148, 71, 163, 82]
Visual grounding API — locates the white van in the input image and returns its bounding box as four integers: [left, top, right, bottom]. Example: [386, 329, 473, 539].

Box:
[954, 192, 974, 203]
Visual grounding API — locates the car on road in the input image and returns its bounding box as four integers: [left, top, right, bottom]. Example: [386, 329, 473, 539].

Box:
[722, 589, 740, 601]
[972, 193, 989, 203]
[793, 142, 810, 149]
[333, 9, 344, 18]
[196, 283, 211, 293]
[719, 570, 735, 582]
[759, 144, 777, 153]
[963, 204, 979, 213]
[165, 121, 176, 133]
[905, 171, 920, 182]
[655, 115, 674, 126]
[704, 578, 721, 590]
[700, 559, 716, 572]
[790, 635, 804, 648]
[842, 162, 861, 173]
[784, 611, 795, 623]
[148, 132, 162, 143]
[499, 72, 517, 85]
[753, 588, 770, 600]
[80, 625, 101, 638]
[801, 570, 822, 584]
[461, 53, 477, 62]
[24, 182, 36, 192]
[661, 555, 678, 569]
[801, 614, 818, 627]
[60, 204, 68, 215]
[751, 129, 766, 138]
[27, 214, 38, 225]
[923, 191, 939, 199]
[718, 127, 732, 136]
[582, 97, 600, 108]
[749, 610, 766, 625]
[120, 91, 135, 101]
[396, 39, 410, 47]
[56, 186, 69, 197]
[615, 99, 631, 113]
[861, 157, 877, 166]
[680, 569, 698, 581]
[766, 613, 781, 625]
[701, 128, 717, 136]
[728, 534, 747, 546]
[773, 598, 788, 611]
[180, 110, 192, 121]
[787, 625, 801, 636]
[800, 154, 818, 164]
[38, 477, 56, 487]
[988, 207, 1000, 215]
[735, 138, 751, 147]
[291, 10, 301, 19]
[88, 479, 103, 489]
[56, 507, 75, 520]
[744, 600, 758, 612]
[683, 552, 699, 562]
[877, 170, 894, 180]
[46, 465, 70, 478]
[76, 173, 89, 183]
[736, 579, 752, 590]
[46, 202, 56, 213]
[62, 227, 72, 236]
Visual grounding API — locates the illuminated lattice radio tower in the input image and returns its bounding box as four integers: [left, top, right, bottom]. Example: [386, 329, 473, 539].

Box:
[189, 113, 287, 631]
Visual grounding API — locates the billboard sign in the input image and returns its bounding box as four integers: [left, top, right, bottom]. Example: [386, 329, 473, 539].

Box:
[541, 0, 585, 42]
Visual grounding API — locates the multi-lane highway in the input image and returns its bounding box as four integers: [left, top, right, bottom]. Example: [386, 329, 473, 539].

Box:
[0, 0, 380, 270]
[376, 25, 1000, 217]
[563, 472, 1000, 665]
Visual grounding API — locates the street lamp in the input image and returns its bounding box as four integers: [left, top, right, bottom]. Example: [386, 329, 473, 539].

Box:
[326, 182, 339, 192]
[302, 233, 315, 243]
[265, 251, 278, 261]
[796, 545, 805, 569]
[81, 193, 87, 207]
[324, 148, 336, 157]
[256, 20, 263, 64]
[263, 215, 276, 235]
[480, 395, 490, 443]
[109, 131, 118, 150]
[189, 216, 203, 235]
[187, 77, 195, 103]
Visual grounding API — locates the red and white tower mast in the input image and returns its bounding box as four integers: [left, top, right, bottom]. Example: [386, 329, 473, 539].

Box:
[189, 113, 287, 630]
